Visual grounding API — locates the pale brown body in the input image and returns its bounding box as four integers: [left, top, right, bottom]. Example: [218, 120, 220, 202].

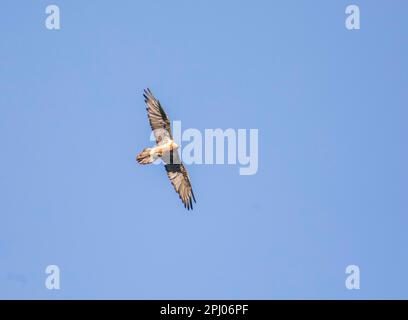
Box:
[136, 140, 179, 164]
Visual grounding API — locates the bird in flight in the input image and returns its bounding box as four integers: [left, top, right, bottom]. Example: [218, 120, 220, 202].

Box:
[136, 88, 196, 210]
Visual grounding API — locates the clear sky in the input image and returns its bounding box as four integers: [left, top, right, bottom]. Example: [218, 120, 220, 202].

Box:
[1, 0, 407, 299]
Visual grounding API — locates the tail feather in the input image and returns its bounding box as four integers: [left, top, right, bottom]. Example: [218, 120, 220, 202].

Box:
[136, 148, 154, 164]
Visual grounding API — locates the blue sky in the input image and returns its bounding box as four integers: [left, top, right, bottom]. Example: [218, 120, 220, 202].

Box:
[1, 0, 407, 299]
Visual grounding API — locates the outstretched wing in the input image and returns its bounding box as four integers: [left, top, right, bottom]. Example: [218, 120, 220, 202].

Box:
[143, 88, 172, 145]
[164, 151, 196, 210]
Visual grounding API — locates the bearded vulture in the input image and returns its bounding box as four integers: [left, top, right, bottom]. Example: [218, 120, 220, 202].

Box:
[136, 88, 196, 210]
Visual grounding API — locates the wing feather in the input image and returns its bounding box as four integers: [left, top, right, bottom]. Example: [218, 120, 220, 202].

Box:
[143, 88, 172, 144]
[164, 151, 196, 210]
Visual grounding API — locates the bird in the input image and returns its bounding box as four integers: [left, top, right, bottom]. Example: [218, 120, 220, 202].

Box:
[136, 88, 196, 210]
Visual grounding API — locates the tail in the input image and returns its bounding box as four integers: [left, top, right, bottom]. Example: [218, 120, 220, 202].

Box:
[136, 148, 154, 164]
